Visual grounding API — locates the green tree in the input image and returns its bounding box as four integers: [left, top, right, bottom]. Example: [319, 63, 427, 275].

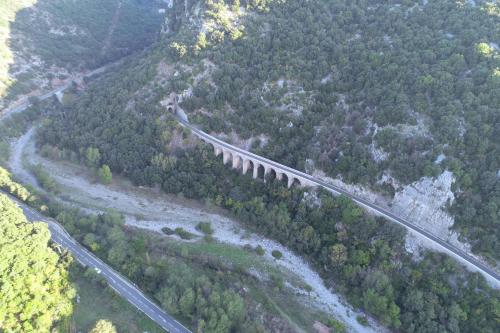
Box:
[98, 164, 113, 184]
[179, 288, 195, 318]
[0, 194, 74, 332]
[271, 250, 283, 259]
[88, 319, 117, 333]
[329, 244, 347, 267]
[85, 147, 101, 168]
[0, 167, 31, 201]
[195, 32, 208, 52]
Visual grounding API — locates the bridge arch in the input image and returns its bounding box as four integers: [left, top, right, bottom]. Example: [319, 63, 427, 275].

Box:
[288, 177, 301, 188]
[242, 159, 254, 175]
[223, 150, 233, 165]
[255, 164, 265, 179]
[232, 154, 243, 169]
[265, 168, 277, 181]
[200, 133, 305, 188]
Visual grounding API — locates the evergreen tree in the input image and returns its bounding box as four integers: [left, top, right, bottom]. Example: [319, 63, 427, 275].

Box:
[0, 194, 74, 332]
[88, 319, 117, 333]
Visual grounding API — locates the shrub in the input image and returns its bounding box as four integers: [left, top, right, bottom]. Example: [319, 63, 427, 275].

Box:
[196, 221, 214, 235]
[161, 227, 175, 235]
[356, 315, 369, 326]
[98, 164, 112, 184]
[255, 245, 265, 256]
[31, 164, 59, 193]
[271, 250, 283, 259]
[328, 318, 347, 333]
[271, 274, 284, 290]
[175, 227, 195, 240]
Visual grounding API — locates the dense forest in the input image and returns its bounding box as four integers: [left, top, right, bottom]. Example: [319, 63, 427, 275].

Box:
[20, 0, 500, 331]
[38, 68, 500, 332]
[1, 167, 329, 332]
[38, 0, 500, 259]
[10, 0, 163, 69]
[170, 0, 500, 261]
[0, 0, 35, 98]
[0, 193, 75, 332]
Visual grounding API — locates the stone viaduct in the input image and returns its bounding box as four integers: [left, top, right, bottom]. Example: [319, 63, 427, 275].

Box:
[180, 121, 316, 188]
[175, 118, 500, 286]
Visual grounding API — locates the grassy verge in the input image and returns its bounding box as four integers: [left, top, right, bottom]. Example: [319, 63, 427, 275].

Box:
[56, 264, 164, 333]
[157, 235, 329, 332]
[175, 239, 272, 272]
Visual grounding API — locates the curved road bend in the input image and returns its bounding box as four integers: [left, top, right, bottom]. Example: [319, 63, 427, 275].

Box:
[3, 192, 191, 333]
[0, 60, 123, 121]
[180, 120, 500, 286]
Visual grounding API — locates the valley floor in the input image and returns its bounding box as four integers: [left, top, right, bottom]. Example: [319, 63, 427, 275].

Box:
[8, 127, 387, 333]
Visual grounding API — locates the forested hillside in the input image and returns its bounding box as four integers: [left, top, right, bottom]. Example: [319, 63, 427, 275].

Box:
[0, 193, 75, 332]
[174, 0, 500, 261]
[0, 0, 36, 98]
[35, 0, 500, 332]
[37, 44, 500, 333]
[40, 0, 500, 259]
[1, 0, 163, 101]
[1, 165, 331, 332]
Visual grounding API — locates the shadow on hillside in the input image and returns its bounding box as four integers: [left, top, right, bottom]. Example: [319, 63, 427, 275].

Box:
[2, 0, 164, 105]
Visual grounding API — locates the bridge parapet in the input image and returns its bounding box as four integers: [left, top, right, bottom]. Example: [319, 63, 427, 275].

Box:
[194, 131, 307, 188]
[177, 120, 500, 286]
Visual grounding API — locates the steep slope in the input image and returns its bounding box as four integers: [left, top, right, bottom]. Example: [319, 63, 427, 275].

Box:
[1, 0, 164, 105]
[170, 0, 500, 262]
[40, 0, 500, 260]
[35, 1, 500, 332]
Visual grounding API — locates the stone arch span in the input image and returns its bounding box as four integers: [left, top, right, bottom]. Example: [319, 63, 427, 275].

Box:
[202, 139, 306, 188]
[222, 150, 233, 165]
[232, 154, 243, 169]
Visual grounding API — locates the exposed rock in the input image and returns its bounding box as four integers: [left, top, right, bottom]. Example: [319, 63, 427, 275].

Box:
[312, 169, 476, 258]
[434, 153, 446, 164]
[313, 321, 331, 333]
[392, 171, 459, 243]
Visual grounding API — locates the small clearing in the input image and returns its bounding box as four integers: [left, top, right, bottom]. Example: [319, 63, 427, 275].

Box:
[100, 1, 122, 57]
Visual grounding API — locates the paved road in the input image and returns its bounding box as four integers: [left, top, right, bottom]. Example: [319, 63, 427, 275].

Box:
[0, 84, 67, 121]
[2, 191, 191, 333]
[1, 59, 192, 332]
[181, 120, 500, 286]
[0, 60, 122, 121]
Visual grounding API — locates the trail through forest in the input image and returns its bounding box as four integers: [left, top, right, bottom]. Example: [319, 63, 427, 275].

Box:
[100, 1, 122, 56]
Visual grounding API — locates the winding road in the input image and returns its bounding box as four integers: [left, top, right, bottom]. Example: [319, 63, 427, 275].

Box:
[2, 191, 191, 333]
[1, 67, 191, 332]
[180, 119, 500, 286]
[0, 60, 122, 121]
[2, 58, 497, 333]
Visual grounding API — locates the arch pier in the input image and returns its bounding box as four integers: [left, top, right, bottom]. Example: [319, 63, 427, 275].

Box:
[209, 143, 309, 188]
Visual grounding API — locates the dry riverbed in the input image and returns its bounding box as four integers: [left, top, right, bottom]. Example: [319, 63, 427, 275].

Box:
[8, 128, 386, 333]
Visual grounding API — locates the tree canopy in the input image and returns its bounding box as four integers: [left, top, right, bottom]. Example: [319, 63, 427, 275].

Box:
[0, 194, 74, 332]
[88, 319, 117, 333]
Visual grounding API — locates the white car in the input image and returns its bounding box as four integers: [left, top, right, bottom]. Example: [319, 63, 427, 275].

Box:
[94, 267, 101, 274]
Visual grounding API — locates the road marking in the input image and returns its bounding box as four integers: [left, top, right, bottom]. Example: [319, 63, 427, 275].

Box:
[3, 194, 192, 332]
